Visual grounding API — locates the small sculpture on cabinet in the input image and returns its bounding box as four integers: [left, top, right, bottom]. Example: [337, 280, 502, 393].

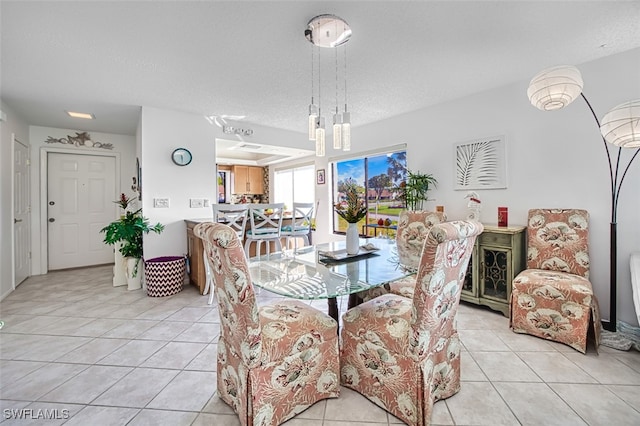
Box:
[465, 191, 482, 221]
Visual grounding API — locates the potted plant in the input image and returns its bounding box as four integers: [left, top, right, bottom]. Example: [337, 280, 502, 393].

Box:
[334, 180, 368, 254]
[398, 170, 438, 210]
[101, 194, 164, 290]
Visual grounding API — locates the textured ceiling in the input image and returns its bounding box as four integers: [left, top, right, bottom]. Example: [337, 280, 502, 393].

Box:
[2, 0, 640, 141]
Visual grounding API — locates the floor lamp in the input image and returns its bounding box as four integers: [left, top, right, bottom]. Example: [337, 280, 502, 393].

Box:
[527, 65, 640, 333]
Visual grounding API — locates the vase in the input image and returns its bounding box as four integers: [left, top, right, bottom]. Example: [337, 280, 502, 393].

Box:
[113, 242, 127, 287]
[125, 257, 142, 291]
[346, 223, 360, 255]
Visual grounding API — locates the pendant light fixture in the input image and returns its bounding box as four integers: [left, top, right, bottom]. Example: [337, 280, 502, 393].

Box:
[333, 46, 342, 149]
[305, 14, 351, 156]
[315, 46, 325, 156]
[308, 47, 318, 141]
[341, 43, 351, 151]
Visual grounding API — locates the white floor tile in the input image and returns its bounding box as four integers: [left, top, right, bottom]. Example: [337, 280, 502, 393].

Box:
[128, 409, 198, 426]
[551, 383, 640, 425]
[38, 365, 131, 404]
[146, 371, 216, 411]
[494, 382, 587, 425]
[92, 367, 179, 407]
[446, 382, 519, 425]
[61, 405, 139, 426]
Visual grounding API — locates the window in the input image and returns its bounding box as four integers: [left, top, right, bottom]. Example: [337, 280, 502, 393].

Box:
[332, 149, 407, 235]
[274, 164, 315, 211]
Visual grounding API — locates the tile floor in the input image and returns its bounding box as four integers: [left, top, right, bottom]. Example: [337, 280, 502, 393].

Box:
[1, 265, 639, 425]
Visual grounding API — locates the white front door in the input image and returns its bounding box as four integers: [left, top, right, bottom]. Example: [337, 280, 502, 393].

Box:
[14, 136, 31, 286]
[47, 152, 117, 270]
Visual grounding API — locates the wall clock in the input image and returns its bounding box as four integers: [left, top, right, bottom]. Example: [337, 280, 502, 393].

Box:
[171, 148, 192, 166]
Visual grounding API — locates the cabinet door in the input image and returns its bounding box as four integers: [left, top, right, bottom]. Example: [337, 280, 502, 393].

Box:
[248, 167, 264, 194]
[186, 224, 205, 294]
[232, 166, 249, 194]
[462, 243, 478, 297]
[479, 245, 511, 304]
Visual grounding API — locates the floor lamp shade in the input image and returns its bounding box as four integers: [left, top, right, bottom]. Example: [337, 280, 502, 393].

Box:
[600, 100, 640, 148]
[527, 65, 584, 111]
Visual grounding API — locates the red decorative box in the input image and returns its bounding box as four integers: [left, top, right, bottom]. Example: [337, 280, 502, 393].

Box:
[498, 207, 508, 227]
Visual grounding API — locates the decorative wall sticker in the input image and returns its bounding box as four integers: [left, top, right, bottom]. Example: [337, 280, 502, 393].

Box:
[45, 132, 114, 150]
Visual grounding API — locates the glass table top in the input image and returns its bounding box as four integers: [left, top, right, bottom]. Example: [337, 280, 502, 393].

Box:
[248, 238, 413, 300]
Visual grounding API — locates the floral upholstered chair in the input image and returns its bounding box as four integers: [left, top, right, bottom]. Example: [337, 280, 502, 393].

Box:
[340, 220, 483, 426]
[510, 209, 601, 353]
[361, 210, 447, 302]
[194, 222, 340, 426]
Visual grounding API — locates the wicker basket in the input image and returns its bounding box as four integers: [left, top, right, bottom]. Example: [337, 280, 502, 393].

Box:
[144, 256, 185, 297]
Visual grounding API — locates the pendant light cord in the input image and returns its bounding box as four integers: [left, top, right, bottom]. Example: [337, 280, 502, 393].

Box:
[344, 43, 348, 112]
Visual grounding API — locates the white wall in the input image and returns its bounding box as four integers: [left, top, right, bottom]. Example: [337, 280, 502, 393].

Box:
[327, 48, 639, 325]
[139, 107, 308, 258]
[0, 102, 30, 299]
[28, 126, 136, 275]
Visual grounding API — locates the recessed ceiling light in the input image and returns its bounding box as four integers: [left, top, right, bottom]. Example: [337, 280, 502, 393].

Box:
[66, 111, 95, 119]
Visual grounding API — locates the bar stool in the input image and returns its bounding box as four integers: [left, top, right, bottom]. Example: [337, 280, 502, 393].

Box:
[244, 203, 284, 258]
[204, 204, 249, 304]
[280, 202, 314, 251]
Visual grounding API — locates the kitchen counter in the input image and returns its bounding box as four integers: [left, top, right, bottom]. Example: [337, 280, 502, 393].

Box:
[185, 216, 311, 294]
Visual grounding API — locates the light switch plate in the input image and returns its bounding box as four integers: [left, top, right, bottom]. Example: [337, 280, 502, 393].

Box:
[154, 198, 169, 208]
[190, 198, 204, 208]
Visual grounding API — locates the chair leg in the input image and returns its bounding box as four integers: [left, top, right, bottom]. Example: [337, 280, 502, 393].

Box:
[208, 286, 215, 305]
[244, 239, 251, 258]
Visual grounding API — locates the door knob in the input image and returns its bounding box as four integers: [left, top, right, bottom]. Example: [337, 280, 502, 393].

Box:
[14, 218, 22, 223]
[49, 218, 55, 222]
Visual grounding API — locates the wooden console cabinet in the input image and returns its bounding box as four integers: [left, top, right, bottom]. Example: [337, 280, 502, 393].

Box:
[232, 165, 264, 194]
[185, 219, 208, 294]
[461, 225, 526, 316]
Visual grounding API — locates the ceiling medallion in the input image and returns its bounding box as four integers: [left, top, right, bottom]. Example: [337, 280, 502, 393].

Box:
[305, 14, 352, 48]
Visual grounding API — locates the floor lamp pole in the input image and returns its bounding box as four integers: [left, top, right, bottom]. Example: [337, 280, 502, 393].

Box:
[580, 94, 640, 333]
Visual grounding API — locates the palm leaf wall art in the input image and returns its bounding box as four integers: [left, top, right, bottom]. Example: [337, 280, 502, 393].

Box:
[454, 136, 506, 190]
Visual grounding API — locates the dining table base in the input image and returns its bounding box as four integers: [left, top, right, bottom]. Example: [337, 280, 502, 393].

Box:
[326, 294, 363, 324]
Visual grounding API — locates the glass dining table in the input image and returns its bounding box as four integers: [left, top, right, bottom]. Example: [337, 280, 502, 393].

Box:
[248, 238, 413, 322]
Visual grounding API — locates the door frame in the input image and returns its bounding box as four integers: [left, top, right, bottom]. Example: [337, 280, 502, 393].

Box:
[39, 147, 121, 274]
[12, 134, 31, 288]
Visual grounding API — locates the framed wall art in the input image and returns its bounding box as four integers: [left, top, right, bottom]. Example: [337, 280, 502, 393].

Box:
[317, 169, 326, 185]
[454, 135, 507, 190]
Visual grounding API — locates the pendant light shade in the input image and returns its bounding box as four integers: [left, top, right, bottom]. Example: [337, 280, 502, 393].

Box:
[341, 111, 351, 151]
[333, 112, 342, 149]
[315, 116, 326, 157]
[308, 104, 318, 141]
[600, 100, 640, 148]
[527, 65, 583, 111]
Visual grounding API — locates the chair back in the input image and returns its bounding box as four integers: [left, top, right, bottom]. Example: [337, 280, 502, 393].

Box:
[193, 222, 262, 368]
[212, 204, 249, 238]
[409, 220, 483, 359]
[284, 202, 314, 234]
[526, 209, 590, 278]
[247, 203, 285, 238]
[396, 210, 447, 271]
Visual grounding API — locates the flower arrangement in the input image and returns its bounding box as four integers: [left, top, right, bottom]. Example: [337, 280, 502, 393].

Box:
[334, 181, 368, 224]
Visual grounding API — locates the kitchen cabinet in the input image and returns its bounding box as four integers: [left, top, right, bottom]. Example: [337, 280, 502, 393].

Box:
[461, 225, 526, 316]
[232, 165, 264, 194]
